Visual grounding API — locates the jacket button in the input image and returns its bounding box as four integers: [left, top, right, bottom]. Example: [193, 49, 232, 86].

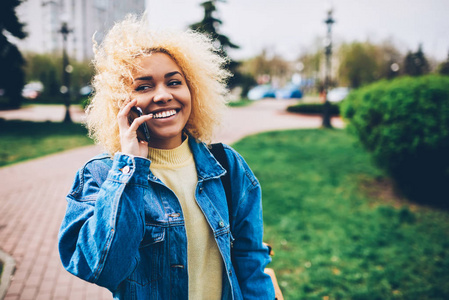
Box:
[199, 187, 203, 193]
[121, 166, 130, 174]
[219, 221, 225, 228]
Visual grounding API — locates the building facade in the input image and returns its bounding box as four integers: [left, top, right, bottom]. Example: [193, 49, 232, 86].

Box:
[17, 0, 146, 61]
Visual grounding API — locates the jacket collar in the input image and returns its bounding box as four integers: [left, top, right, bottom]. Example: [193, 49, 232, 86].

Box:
[188, 137, 226, 180]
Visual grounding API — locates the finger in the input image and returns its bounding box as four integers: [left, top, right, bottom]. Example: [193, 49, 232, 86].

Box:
[120, 98, 137, 116]
[129, 113, 153, 132]
[117, 99, 138, 128]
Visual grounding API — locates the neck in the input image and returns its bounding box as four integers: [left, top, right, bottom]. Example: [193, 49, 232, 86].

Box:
[148, 134, 184, 149]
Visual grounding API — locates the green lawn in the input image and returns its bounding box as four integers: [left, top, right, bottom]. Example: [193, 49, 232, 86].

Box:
[0, 120, 93, 167]
[227, 98, 254, 107]
[233, 129, 449, 300]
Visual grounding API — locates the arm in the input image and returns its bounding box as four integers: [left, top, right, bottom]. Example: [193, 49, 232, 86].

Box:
[226, 147, 275, 299]
[58, 153, 150, 291]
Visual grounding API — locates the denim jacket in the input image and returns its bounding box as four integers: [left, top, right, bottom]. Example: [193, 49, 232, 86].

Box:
[58, 138, 275, 299]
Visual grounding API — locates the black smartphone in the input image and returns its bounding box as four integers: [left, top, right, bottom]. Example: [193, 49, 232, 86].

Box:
[128, 106, 151, 142]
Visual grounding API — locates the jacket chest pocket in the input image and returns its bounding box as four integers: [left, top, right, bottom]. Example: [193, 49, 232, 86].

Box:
[127, 225, 165, 286]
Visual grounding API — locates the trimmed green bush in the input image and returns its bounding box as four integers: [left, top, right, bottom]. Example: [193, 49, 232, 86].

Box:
[287, 102, 340, 115]
[341, 75, 449, 206]
[24, 94, 87, 106]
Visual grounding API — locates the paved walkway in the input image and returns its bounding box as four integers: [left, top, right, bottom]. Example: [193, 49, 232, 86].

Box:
[0, 100, 343, 300]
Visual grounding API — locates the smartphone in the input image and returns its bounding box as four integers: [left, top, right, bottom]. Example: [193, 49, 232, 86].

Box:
[128, 106, 151, 143]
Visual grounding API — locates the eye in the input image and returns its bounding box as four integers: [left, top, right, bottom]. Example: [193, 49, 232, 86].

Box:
[168, 80, 182, 86]
[135, 84, 153, 92]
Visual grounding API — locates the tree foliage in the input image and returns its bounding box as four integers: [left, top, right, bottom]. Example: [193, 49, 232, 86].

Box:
[189, 0, 239, 56]
[0, 0, 27, 109]
[189, 0, 240, 88]
[239, 49, 291, 84]
[23, 52, 94, 103]
[337, 41, 381, 88]
[403, 44, 430, 77]
[337, 41, 405, 88]
[438, 52, 449, 76]
[298, 51, 321, 81]
[376, 40, 403, 80]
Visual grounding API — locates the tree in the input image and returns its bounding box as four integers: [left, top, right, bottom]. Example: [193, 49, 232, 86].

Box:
[189, 0, 240, 88]
[297, 48, 322, 94]
[403, 44, 430, 77]
[377, 40, 403, 80]
[0, 0, 27, 109]
[438, 51, 449, 76]
[24, 53, 60, 97]
[337, 41, 381, 88]
[23, 52, 94, 103]
[239, 49, 291, 85]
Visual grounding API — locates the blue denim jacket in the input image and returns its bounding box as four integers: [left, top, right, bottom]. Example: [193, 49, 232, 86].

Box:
[58, 138, 275, 299]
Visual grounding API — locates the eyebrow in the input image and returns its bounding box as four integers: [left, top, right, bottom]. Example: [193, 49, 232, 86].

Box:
[135, 71, 183, 81]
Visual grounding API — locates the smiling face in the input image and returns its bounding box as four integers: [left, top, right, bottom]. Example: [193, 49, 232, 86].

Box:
[131, 52, 192, 149]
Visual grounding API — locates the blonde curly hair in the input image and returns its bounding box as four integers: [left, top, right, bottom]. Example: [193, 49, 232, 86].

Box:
[85, 15, 230, 154]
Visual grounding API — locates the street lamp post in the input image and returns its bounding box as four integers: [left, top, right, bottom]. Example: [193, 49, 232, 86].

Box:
[322, 8, 335, 128]
[60, 21, 72, 123]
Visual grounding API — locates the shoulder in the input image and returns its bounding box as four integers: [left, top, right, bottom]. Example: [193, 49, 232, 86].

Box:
[222, 144, 259, 188]
[81, 153, 113, 177]
[69, 153, 113, 199]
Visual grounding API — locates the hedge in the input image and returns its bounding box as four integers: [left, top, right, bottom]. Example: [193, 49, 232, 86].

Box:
[341, 75, 449, 206]
[287, 102, 340, 116]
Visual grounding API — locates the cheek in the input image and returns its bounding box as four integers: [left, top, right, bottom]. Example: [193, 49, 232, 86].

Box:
[184, 89, 192, 107]
[180, 90, 192, 111]
[134, 95, 152, 109]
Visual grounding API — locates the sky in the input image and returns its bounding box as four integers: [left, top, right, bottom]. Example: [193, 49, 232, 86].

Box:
[146, 0, 449, 62]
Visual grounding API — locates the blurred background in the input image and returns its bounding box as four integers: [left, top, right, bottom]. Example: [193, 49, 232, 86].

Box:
[1, 1, 449, 299]
[2, 0, 448, 110]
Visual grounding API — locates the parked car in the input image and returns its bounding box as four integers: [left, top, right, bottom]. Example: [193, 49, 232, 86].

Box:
[22, 82, 44, 99]
[327, 87, 350, 102]
[247, 85, 277, 100]
[79, 85, 93, 96]
[276, 84, 303, 99]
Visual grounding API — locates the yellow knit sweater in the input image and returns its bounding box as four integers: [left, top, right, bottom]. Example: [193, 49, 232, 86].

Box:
[148, 138, 223, 299]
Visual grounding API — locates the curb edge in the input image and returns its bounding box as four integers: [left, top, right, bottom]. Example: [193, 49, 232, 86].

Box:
[0, 249, 16, 300]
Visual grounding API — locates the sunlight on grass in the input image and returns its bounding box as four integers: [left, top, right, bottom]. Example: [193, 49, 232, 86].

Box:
[233, 129, 449, 300]
[0, 120, 93, 167]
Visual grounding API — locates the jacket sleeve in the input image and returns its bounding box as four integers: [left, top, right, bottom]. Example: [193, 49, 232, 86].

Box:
[225, 146, 276, 299]
[58, 153, 150, 291]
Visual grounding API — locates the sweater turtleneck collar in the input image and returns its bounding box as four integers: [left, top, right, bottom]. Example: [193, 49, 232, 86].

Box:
[148, 136, 193, 168]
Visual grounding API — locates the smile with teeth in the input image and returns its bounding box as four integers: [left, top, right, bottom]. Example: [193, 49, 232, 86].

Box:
[152, 109, 177, 119]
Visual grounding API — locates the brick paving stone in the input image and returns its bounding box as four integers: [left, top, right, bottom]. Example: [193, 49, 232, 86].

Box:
[34, 292, 53, 300]
[6, 280, 23, 297]
[19, 286, 38, 300]
[38, 279, 54, 294]
[0, 100, 343, 299]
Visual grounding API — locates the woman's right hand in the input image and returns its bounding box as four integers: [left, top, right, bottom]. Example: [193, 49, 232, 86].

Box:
[117, 99, 153, 158]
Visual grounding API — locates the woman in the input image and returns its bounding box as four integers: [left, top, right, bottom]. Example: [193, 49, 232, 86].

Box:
[58, 15, 275, 300]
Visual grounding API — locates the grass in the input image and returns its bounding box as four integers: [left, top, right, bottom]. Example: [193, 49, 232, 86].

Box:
[0, 120, 93, 167]
[227, 98, 254, 107]
[233, 129, 449, 300]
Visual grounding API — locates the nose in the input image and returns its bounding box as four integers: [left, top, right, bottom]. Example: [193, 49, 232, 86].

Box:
[153, 85, 172, 103]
